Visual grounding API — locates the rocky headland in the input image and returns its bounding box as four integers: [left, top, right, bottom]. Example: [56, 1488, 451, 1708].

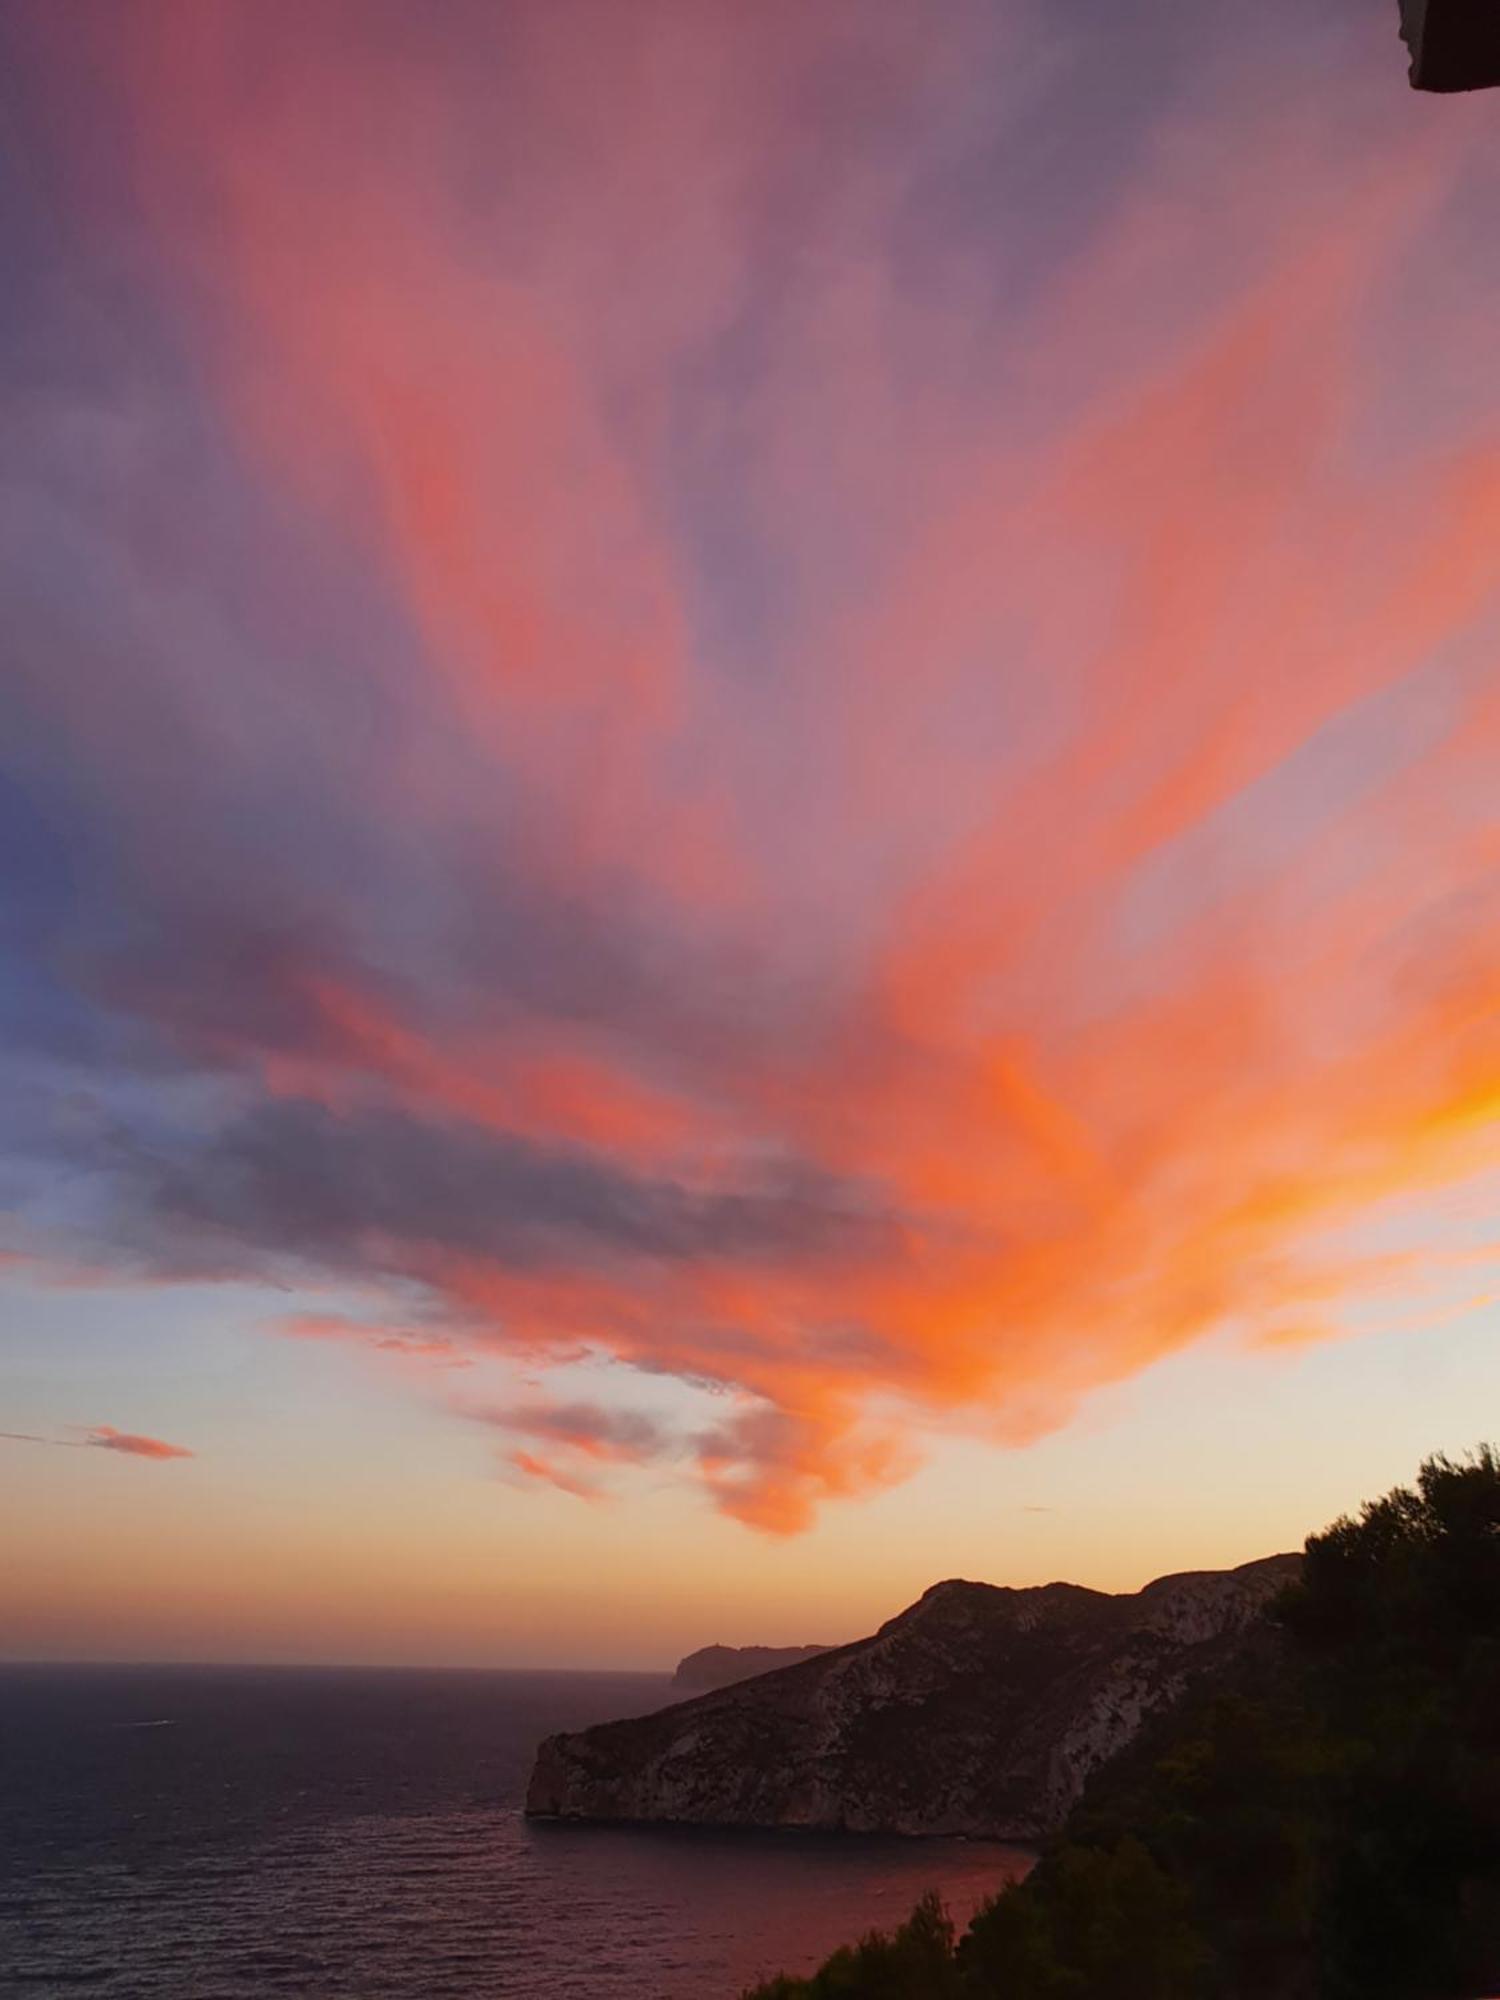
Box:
[672, 1643, 833, 1691]
[527, 1553, 1300, 1840]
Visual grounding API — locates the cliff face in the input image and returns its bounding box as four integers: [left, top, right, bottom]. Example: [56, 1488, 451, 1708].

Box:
[673, 1644, 832, 1691]
[527, 1554, 1300, 1839]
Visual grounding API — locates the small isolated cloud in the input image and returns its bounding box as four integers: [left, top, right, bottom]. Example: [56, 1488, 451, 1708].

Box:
[84, 1425, 193, 1461]
[3, 1425, 193, 1459]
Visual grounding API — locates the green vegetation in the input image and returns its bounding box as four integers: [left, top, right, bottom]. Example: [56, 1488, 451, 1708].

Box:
[741, 1447, 1500, 2000]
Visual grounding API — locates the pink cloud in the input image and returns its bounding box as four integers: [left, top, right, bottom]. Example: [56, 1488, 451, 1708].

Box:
[84, 1426, 194, 1461]
[9, 2, 1499, 1534]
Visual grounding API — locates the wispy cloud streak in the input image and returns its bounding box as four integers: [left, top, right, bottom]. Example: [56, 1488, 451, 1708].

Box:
[1, 1427, 194, 1460]
[83, 1426, 194, 1461]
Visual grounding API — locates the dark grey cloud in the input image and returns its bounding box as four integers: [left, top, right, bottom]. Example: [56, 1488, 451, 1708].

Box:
[38, 1092, 899, 1291]
[469, 1399, 679, 1462]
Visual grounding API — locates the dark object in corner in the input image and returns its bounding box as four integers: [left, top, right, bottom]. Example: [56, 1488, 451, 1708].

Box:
[1399, 0, 1500, 92]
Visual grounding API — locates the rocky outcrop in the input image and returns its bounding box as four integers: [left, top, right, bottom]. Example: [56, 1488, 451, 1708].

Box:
[673, 1644, 832, 1691]
[527, 1554, 1300, 1839]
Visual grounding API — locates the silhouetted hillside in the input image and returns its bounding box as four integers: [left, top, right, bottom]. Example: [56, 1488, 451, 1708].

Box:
[741, 1446, 1500, 2000]
[528, 1557, 1297, 1837]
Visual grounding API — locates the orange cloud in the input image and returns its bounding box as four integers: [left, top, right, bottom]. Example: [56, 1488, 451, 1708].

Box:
[84, 1427, 194, 1461]
[13, 2, 1499, 1533]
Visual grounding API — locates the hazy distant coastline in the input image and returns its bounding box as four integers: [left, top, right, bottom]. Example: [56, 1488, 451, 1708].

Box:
[671, 1644, 832, 1692]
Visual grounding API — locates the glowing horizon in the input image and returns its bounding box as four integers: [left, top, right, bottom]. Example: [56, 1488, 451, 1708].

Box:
[2, 0, 1497, 1666]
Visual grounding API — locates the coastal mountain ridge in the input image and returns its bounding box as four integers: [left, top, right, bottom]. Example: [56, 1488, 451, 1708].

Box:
[527, 1552, 1300, 1839]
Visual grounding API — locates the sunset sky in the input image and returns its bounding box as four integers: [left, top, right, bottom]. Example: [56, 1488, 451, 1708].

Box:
[2, 0, 1498, 1669]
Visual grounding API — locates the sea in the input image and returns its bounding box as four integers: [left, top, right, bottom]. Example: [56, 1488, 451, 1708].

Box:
[0, 1664, 1032, 2000]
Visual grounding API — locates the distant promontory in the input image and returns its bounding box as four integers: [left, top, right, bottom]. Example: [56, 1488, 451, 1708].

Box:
[671, 1643, 832, 1691]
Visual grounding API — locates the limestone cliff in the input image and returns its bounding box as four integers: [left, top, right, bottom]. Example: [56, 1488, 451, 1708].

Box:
[526, 1554, 1300, 1839]
[673, 1644, 832, 1691]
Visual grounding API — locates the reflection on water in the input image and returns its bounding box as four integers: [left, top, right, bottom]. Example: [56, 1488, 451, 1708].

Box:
[0, 1664, 1031, 1999]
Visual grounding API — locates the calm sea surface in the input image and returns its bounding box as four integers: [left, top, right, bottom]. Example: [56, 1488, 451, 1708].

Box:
[0, 1664, 1031, 1999]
